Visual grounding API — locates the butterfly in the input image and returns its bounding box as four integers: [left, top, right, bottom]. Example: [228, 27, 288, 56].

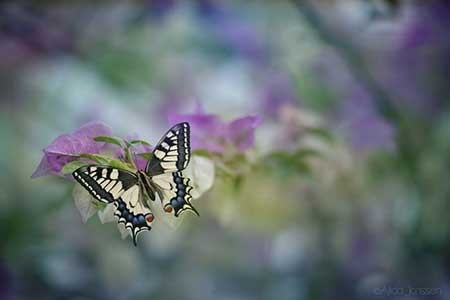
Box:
[72, 122, 199, 245]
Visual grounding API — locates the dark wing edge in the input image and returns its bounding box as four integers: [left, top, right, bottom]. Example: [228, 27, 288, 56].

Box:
[145, 122, 191, 176]
[113, 185, 154, 246]
[114, 198, 153, 246]
[153, 172, 199, 218]
[72, 165, 138, 203]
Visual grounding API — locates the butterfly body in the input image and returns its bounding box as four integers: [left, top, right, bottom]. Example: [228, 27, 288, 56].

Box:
[136, 170, 157, 201]
[72, 122, 198, 245]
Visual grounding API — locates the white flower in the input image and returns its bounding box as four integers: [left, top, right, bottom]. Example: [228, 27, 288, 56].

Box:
[72, 183, 98, 223]
[97, 199, 131, 239]
[97, 203, 115, 224]
[73, 184, 130, 238]
[184, 155, 215, 200]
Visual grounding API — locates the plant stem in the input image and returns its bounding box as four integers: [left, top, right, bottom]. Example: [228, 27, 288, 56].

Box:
[125, 145, 138, 170]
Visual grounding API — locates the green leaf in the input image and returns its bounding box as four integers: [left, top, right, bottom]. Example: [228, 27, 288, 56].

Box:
[62, 161, 88, 174]
[232, 175, 244, 193]
[294, 149, 322, 159]
[306, 127, 334, 143]
[263, 150, 314, 177]
[128, 139, 152, 147]
[108, 159, 135, 172]
[293, 160, 311, 174]
[79, 153, 111, 165]
[94, 136, 125, 148]
[137, 152, 152, 161]
[192, 149, 211, 157]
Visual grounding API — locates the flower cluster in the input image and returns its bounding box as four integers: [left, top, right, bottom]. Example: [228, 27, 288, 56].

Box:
[32, 109, 262, 236]
[32, 122, 113, 178]
[169, 104, 262, 154]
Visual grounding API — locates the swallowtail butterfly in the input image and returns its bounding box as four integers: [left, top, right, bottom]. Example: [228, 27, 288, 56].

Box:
[72, 122, 198, 245]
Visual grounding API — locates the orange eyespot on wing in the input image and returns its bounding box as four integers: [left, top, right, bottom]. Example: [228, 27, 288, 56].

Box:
[152, 172, 199, 218]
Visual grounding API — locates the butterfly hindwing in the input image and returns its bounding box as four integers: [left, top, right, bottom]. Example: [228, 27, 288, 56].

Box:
[114, 185, 154, 246]
[73, 165, 155, 245]
[73, 165, 138, 203]
[145, 122, 190, 176]
[151, 172, 199, 217]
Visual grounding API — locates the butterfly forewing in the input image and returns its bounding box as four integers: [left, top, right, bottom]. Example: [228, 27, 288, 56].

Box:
[73, 165, 138, 203]
[73, 165, 155, 245]
[151, 172, 199, 217]
[145, 123, 191, 176]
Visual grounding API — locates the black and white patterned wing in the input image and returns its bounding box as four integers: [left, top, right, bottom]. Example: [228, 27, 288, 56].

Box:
[151, 172, 199, 217]
[145, 122, 190, 176]
[73, 165, 154, 245]
[114, 184, 154, 245]
[73, 165, 138, 203]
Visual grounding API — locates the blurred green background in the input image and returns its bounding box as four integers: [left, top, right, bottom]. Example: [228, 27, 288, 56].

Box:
[1, 0, 450, 299]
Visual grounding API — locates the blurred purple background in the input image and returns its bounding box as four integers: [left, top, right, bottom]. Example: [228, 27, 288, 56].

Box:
[1, 1, 450, 299]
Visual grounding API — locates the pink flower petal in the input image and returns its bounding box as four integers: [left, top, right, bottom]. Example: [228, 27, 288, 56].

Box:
[32, 121, 113, 178]
[168, 105, 262, 153]
[227, 116, 262, 151]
